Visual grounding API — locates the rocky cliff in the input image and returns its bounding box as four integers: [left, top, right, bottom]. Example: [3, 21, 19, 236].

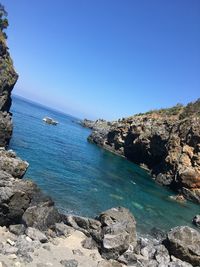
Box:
[86, 100, 200, 203]
[0, 5, 18, 147]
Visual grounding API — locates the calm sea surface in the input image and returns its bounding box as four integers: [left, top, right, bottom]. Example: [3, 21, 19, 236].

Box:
[9, 96, 199, 234]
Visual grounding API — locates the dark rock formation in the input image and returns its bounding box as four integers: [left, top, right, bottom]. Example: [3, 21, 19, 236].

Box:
[87, 100, 200, 203]
[0, 11, 18, 147]
[0, 148, 61, 228]
[193, 214, 200, 228]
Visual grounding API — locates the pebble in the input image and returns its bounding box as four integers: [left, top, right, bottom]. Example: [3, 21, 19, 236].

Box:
[7, 238, 15, 246]
[72, 249, 83, 256]
[26, 236, 32, 242]
[60, 259, 78, 267]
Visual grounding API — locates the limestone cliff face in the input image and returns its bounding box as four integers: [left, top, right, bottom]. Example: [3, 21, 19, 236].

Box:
[0, 19, 18, 147]
[86, 100, 200, 203]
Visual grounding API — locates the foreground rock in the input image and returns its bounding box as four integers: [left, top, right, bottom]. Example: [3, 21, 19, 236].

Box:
[98, 207, 137, 260]
[0, 209, 196, 267]
[86, 100, 200, 203]
[0, 148, 61, 228]
[0, 146, 197, 266]
[164, 226, 200, 266]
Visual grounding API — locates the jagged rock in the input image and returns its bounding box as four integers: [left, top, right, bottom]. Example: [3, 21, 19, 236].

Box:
[65, 214, 101, 238]
[0, 112, 12, 147]
[86, 101, 200, 203]
[9, 224, 26, 235]
[15, 235, 40, 260]
[154, 244, 170, 264]
[0, 149, 28, 178]
[81, 237, 98, 250]
[64, 214, 102, 245]
[98, 207, 137, 260]
[22, 201, 61, 231]
[54, 222, 73, 237]
[169, 256, 193, 267]
[0, 19, 18, 147]
[25, 227, 47, 243]
[192, 214, 200, 227]
[0, 242, 18, 255]
[164, 226, 200, 266]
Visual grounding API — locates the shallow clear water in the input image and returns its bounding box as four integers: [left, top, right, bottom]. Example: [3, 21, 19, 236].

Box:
[9, 96, 199, 234]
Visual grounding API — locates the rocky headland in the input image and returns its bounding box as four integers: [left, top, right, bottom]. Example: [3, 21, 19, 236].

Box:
[84, 101, 200, 204]
[0, 4, 18, 147]
[0, 3, 200, 266]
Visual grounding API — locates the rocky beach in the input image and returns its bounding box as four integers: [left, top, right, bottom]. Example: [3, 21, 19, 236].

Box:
[0, 4, 200, 267]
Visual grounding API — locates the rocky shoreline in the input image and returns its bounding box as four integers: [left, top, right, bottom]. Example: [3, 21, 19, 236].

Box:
[0, 4, 200, 266]
[83, 102, 200, 205]
[0, 150, 200, 266]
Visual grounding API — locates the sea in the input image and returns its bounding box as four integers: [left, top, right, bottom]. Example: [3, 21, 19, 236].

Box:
[9, 95, 199, 234]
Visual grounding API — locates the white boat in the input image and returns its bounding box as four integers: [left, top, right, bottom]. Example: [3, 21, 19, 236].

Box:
[43, 117, 58, 125]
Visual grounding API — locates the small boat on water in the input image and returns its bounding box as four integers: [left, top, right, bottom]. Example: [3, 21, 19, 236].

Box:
[43, 117, 58, 125]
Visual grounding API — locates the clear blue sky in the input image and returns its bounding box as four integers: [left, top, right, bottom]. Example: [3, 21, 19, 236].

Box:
[2, 0, 200, 119]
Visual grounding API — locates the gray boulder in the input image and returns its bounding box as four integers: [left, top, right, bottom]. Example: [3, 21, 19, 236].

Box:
[54, 222, 73, 237]
[154, 244, 170, 264]
[169, 256, 193, 267]
[15, 234, 41, 262]
[22, 202, 61, 230]
[98, 207, 137, 260]
[64, 214, 102, 243]
[25, 227, 47, 243]
[164, 226, 200, 266]
[81, 237, 98, 250]
[9, 224, 26, 235]
[0, 149, 28, 178]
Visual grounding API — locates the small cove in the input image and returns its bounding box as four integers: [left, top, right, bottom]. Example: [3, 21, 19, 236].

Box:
[10, 96, 200, 235]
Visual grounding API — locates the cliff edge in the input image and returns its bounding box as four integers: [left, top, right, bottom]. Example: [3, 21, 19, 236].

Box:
[0, 4, 18, 147]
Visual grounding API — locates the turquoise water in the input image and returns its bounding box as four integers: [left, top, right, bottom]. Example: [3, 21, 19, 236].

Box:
[10, 96, 199, 234]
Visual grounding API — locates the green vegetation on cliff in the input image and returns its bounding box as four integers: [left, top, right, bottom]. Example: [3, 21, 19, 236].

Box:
[0, 3, 8, 39]
[134, 99, 200, 119]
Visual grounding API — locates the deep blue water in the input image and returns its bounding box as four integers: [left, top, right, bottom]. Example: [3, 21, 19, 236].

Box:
[9, 96, 199, 234]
